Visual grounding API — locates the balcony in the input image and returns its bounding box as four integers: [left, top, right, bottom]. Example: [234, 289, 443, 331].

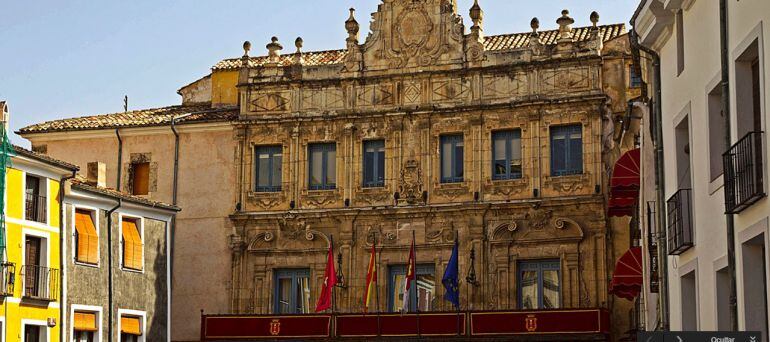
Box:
[0, 262, 15, 296]
[21, 265, 59, 301]
[667, 189, 693, 255]
[24, 194, 47, 223]
[724, 131, 766, 214]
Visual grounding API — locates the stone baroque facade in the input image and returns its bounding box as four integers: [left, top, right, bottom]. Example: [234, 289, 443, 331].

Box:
[17, 1, 640, 340]
[229, 0, 636, 331]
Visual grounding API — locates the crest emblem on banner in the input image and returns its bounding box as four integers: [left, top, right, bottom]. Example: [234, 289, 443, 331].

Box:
[270, 319, 281, 336]
[525, 314, 538, 332]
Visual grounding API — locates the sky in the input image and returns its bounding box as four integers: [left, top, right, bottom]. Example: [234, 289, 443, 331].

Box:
[0, 0, 638, 147]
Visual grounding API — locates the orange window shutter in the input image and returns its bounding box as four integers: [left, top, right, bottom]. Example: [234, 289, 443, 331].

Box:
[74, 311, 98, 332]
[75, 210, 99, 264]
[122, 219, 142, 270]
[121, 316, 142, 335]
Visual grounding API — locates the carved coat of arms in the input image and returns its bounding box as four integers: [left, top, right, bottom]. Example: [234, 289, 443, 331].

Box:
[525, 314, 538, 332]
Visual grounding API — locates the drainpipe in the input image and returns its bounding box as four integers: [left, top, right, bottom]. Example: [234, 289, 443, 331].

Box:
[170, 113, 191, 292]
[115, 129, 123, 192]
[106, 199, 122, 342]
[628, 25, 669, 330]
[719, 0, 739, 331]
[59, 170, 77, 342]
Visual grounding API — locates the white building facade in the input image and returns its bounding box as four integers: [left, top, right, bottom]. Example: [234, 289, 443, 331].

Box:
[634, 0, 769, 336]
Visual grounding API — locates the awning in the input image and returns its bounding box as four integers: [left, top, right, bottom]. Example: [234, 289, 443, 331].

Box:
[610, 247, 643, 300]
[121, 315, 142, 335]
[610, 148, 640, 189]
[74, 311, 97, 332]
[608, 148, 640, 217]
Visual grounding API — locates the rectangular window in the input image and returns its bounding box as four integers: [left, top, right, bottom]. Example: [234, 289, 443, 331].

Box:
[121, 218, 143, 271]
[120, 315, 143, 342]
[550, 125, 583, 176]
[24, 324, 46, 342]
[676, 10, 685, 75]
[75, 209, 99, 265]
[388, 264, 435, 312]
[73, 311, 98, 342]
[363, 140, 386, 188]
[308, 143, 336, 190]
[518, 259, 560, 310]
[24, 175, 46, 223]
[130, 162, 150, 196]
[254, 146, 283, 192]
[630, 65, 642, 88]
[274, 269, 311, 314]
[440, 134, 464, 183]
[735, 40, 763, 137]
[492, 130, 522, 180]
[708, 85, 725, 180]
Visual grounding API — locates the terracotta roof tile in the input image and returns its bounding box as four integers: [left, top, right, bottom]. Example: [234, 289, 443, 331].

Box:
[71, 178, 179, 211]
[11, 144, 79, 171]
[18, 104, 238, 134]
[213, 24, 625, 70]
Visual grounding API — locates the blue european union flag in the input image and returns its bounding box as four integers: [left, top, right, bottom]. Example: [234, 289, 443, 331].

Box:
[442, 240, 460, 309]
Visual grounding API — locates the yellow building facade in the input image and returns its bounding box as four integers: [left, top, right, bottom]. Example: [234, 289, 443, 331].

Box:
[2, 146, 77, 341]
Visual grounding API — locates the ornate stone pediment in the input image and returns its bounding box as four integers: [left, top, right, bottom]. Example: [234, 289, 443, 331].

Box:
[489, 212, 584, 244]
[361, 0, 465, 72]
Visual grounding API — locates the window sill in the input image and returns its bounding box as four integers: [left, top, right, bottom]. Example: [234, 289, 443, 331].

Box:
[121, 267, 144, 274]
[74, 261, 100, 269]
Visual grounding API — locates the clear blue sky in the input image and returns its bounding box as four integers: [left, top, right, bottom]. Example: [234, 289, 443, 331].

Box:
[1, 0, 637, 146]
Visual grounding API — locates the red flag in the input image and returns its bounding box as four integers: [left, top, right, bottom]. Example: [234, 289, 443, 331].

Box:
[402, 236, 416, 312]
[315, 239, 337, 312]
[363, 243, 377, 313]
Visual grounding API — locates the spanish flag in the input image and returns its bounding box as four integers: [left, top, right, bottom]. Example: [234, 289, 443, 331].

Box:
[363, 243, 377, 313]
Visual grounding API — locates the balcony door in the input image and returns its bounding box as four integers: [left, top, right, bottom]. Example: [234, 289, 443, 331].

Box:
[24, 236, 41, 297]
[25, 175, 44, 222]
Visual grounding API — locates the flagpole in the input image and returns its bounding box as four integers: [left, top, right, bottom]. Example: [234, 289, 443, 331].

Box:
[413, 230, 420, 338]
[455, 230, 461, 337]
[375, 232, 381, 337]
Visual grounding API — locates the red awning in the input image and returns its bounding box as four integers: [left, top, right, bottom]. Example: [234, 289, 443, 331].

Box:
[610, 247, 643, 300]
[608, 148, 641, 217]
[610, 148, 640, 189]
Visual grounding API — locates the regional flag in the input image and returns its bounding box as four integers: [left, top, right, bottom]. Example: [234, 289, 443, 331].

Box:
[442, 239, 460, 309]
[315, 238, 337, 312]
[363, 243, 377, 313]
[401, 236, 416, 312]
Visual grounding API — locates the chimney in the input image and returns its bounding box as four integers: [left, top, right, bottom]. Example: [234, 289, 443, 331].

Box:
[86, 162, 107, 188]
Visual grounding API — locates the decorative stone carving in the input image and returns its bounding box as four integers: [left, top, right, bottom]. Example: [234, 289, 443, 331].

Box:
[365, 224, 397, 246]
[398, 159, 423, 205]
[361, 0, 466, 71]
[487, 177, 529, 196]
[426, 221, 458, 243]
[246, 231, 275, 251]
[246, 191, 283, 209]
[526, 208, 553, 230]
[250, 91, 291, 113]
[545, 173, 591, 194]
[304, 191, 341, 207]
[540, 67, 591, 93]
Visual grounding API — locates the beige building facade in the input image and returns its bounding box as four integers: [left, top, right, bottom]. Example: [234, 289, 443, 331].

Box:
[634, 0, 770, 336]
[20, 1, 640, 340]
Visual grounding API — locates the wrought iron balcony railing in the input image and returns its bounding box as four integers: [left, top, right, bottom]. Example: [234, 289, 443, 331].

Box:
[667, 189, 693, 255]
[24, 194, 47, 223]
[724, 131, 765, 214]
[21, 265, 59, 301]
[0, 262, 15, 296]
